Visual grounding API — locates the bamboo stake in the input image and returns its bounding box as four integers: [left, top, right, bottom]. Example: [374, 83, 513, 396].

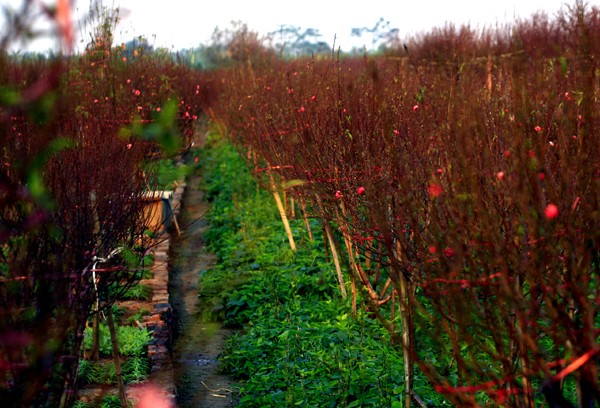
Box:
[299, 198, 313, 241]
[324, 223, 347, 299]
[321, 221, 329, 261]
[268, 171, 296, 251]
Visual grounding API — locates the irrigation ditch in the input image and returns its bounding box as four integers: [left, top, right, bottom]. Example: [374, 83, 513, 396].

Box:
[168, 166, 237, 408]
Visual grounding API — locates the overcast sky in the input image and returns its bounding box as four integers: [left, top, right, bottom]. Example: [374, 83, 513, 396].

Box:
[2, 0, 576, 53]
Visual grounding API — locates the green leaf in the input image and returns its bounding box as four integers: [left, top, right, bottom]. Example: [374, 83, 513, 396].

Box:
[282, 179, 306, 190]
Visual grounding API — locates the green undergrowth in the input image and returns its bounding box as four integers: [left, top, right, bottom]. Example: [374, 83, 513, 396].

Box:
[194, 132, 449, 407]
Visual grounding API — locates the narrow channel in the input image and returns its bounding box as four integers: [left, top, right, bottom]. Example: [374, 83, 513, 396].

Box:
[169, 170, 236, 408]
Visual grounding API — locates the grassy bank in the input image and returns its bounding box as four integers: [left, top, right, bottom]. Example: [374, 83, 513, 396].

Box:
[193, 131, 448, 407]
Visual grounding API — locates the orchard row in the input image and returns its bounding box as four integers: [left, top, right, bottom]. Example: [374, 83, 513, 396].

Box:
[212, 5, 600, 407]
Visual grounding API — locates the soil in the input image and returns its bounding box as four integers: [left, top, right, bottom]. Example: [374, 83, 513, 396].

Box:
[169, 171, 237, 408]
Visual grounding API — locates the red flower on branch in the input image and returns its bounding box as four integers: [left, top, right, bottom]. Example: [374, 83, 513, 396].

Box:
[428, 183, 443, 197]
[544, 203, 559, 219]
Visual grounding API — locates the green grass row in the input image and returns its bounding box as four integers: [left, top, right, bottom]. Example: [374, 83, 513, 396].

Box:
[194, 132, 450, 407]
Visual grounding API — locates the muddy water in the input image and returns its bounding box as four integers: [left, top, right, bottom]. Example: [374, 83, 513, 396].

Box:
[169, 173, 236, 407]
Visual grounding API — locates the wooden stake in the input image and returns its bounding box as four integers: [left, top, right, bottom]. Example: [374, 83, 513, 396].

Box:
[268, 171, 296, 251]
[324, 223, 347, 299]
[299, 198, 313, 241]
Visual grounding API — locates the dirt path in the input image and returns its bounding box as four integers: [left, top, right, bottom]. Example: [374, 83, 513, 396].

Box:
[169, 171, 237, 408]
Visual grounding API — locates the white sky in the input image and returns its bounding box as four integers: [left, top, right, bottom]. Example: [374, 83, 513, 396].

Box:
[1, 0, 579, 53]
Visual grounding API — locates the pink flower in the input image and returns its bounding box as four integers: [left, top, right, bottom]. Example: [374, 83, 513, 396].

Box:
[393, 129, 400, 135]
[156, 107, 161, 112]
[428, 246, 436, 254]
[534, 125, 542, 133]
[357, 186, 366, 195]
[126, 143, 133, 149]
[443, 248, 455, 258]
[544, 203, 559, 219]
[134, 89, 141, 96]
[428, 183, 443, 198]
[297, 106, 305, 113]
[311, 95, 316, 101]
[496, 171, 505, 181]
[412, 104, 419, 111]
[335, 190, 343, 199]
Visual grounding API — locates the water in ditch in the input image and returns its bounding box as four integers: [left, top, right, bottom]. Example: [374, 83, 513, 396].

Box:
[169, 172, 237, 408]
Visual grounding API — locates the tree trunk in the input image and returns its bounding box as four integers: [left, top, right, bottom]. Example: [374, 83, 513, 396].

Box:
[107, 306, 128, 408]
[399, 273, 414, 408]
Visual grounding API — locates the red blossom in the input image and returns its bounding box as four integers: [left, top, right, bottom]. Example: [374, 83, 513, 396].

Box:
[443, 248, 455, 258]
[428, 183, 443, 197]
[545, 204, 559, 219]
[335, 190, 343, 199]
[496, 171, 505, 181]
[357, 186, 366, 195]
